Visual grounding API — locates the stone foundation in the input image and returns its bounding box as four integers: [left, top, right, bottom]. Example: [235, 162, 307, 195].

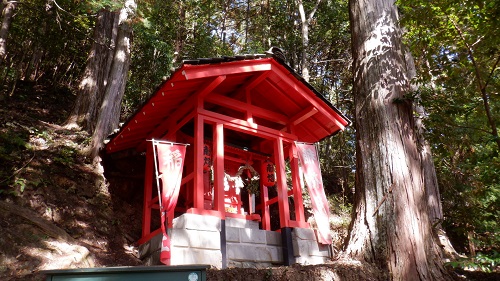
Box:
[225, 217, 283, 268]
[292, 227, 331, 265]
[139, 213, 331, 268]
[139, 213, 223, 267]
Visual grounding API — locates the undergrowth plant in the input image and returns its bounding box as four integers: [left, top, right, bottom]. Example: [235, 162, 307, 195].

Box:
[446, 251, 500, 273]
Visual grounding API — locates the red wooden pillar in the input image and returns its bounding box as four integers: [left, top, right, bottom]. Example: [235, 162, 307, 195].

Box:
[142, 143, 154, 239]
[261, 182, 271, 230]
[289, 142, 307, 225]
[193, 114, 205, 210]
[274, 137, 290, 228]
[213, 123, 225, 214]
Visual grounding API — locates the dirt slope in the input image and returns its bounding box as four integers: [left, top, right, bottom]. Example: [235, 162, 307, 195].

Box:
[0, 84, 142, 280]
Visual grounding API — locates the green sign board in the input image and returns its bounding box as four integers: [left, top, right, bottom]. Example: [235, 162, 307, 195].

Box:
[43, 265, 208, 281]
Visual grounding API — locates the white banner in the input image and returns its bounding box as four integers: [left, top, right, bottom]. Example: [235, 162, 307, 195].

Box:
[296, 143, 332, 244]
[153, 141, 187, 264]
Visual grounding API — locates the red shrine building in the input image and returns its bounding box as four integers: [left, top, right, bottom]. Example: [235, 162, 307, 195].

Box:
[103, 49, 350, 268]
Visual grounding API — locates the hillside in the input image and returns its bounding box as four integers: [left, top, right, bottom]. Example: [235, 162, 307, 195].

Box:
[0, 83, 143, 280]
[0, 83, 497, 280]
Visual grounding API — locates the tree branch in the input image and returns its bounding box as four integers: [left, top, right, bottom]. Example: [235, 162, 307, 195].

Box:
[449, 17, 500, 151]
[482, 54, 500, 91]
[308, 0, 322, 23]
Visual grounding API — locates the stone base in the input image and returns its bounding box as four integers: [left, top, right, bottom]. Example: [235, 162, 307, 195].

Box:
[292, 228, 331, 265]
[139, 213, 223, 268]
[139, 214, 330, 268]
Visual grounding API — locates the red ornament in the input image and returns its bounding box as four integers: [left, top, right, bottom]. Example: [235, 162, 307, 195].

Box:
[261, 159, 276, 187]
[203, 143, 212, 171]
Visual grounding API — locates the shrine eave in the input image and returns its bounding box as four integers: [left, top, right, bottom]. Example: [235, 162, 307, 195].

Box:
[104, 53, 351, 154]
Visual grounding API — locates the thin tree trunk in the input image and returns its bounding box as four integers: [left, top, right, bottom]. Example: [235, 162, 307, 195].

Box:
[0, 1, 17, 63]
[296, 0, 321, 82]
[25, 46, 44, 81]
[244, 0, 249, 50]
[221, 0, 228, 47]
[172, 1, 185, 63]
[64, 10, 118, 131]
[25, 0, 53, 82]
[90, 0, 136, 159]
[344, 0, 452, 280]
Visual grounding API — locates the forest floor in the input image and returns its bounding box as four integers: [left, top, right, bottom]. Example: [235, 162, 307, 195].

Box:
[0, 82, 498, 280]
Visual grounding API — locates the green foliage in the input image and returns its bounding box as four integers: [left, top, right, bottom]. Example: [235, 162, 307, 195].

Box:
[14, 178, 27, 193]
[0, 131, 29, 161]
[245, 178, 260, 195]
[397, 0, 500, 255]
[54, 146, 78, 166]
[0, 188, 16, 196]
[1, 0, 93, 92]
[124, 0, 228, 115]
[446, 251, 500, 273]
[328, 195, 352, 225]
[80, 0, 123, 13]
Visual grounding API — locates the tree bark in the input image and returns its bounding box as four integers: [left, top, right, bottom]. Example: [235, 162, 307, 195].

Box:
[90, 0, 136, 159]
[403, 49, 443, 225]
[0, 1, 17, 63]
[405, 48, 460, 260]
[344, 0, 452, 280]
[64, 9, 118, 131]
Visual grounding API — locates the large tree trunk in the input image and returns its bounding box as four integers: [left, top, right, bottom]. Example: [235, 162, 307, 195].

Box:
[0, 1, 17, 63]
[403, 48, 444, 225]
[64, 10, 118, 131]
[90, 0, 136, 159]
[405, 48, 460, 261]
[344, 0, 452, 280]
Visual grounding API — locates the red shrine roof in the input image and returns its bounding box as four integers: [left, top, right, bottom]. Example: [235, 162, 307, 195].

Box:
[105, 52, 350, 154]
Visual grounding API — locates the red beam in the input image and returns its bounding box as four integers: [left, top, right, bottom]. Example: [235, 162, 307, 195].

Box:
[242, 70, 271, 92]
[261, 79, 329, 140]
[199, 109, 297, 142]
[289, 105, 318, 126]
[181, 59, 273, 80]
[205, 93, 288, 125]
[179, 172, 194, 187]
[137, 228, 161, 245]
[288, 220, 310, 229]
[135, 76, 226, 151]
[265, 190, 294, 206]
[271, 64, 347, 129]
[152, 76, 226, 137]
[164, 112, 196, 139]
